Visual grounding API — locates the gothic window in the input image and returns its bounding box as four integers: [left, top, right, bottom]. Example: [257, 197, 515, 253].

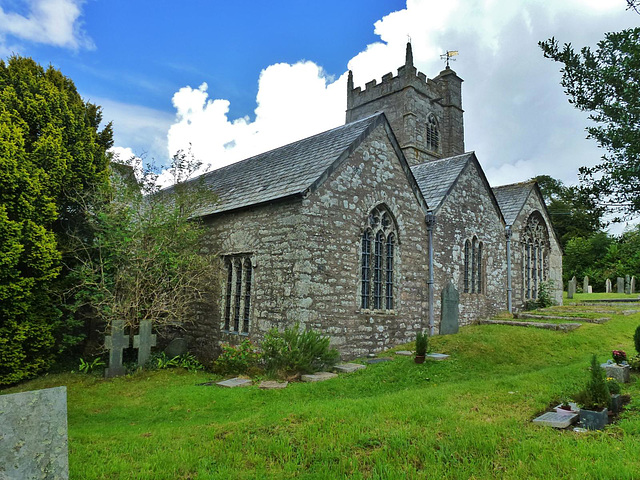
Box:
[522, 212, 550, 300]
[222, 254, 254, 334]
[426, 114, 440, 152]
[361, 205, 397, 311]
[463, 237, 483, 294]
[463, 240, 470, 293]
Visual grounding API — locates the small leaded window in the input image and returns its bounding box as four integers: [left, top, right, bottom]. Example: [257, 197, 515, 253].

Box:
[463, 240, 470, 293]
[477, 242, 483, 293]
[222, 254, 254, 334]
[471, 237, 477, 294]
[361, 205, 397, 311]
[463, 237, 483, 295]
[426, 114, 440, 151]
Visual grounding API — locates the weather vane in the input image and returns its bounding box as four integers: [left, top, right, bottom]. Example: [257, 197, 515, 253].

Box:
[440, 50, 459, 68]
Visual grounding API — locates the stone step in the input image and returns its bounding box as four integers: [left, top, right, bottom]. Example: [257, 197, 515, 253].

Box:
[479, 319, 581, 331]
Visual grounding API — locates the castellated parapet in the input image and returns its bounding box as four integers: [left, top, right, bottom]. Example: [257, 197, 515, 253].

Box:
[346, 43, 465, 166]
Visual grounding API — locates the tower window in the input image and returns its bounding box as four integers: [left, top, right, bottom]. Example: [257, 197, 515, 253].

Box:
[426, 114, 440, 151]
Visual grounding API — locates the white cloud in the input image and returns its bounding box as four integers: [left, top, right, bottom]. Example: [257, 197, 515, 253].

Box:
[167, 61, 345, 173]
[0, 0, 92, 50]
[160, 0, 635, 193]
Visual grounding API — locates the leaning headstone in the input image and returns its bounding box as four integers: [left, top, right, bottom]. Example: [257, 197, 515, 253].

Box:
[632, 276, 636, 294]
[105, 319, 130, 378]
[625, 275, 631, 294]
[440, 280, 460, 335]
[164, 337, 188, 358]
[133, 320, 156, 366]
[617, 277, 625, 294]
[568, 279, 576, 299]
[605, 278, 612, 293]
[583, 276, 589, 293]
[0, 387, 69, 480]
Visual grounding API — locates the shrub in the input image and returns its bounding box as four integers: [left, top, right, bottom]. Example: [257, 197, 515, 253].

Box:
[415, 331, 428, 356]
[148, 352, 204, 372]
[78, 357, 106, 374]
[575, 355, 610, 410]
[606, 377, 621, 395]
[212, 340, 260, 375]
[536, 281, 555, 308]
[629, 354, 640, 371]
[634, 325, 640, 356]
[262, 324, 339, 379]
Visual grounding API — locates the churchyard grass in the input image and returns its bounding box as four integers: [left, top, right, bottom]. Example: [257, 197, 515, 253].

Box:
[4, 301, 640, 478]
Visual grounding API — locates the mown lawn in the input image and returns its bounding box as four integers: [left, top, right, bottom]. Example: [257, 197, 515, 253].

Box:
[4, 297, 640, 479]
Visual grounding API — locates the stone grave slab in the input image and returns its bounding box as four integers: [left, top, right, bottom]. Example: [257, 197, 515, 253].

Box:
[602, 363, 631, 383]
[617, 277, 625, 294]
[532, 411, 579, 428]
[440, 281, 460, 335]
[427, 353, 450, 361]
[301, 372, 338, 382]
[133, 320, 156, 366]
[217, 377, 252, 388]
[0, 386, 69, 480]
[334, 363, 366, 373]
[165, 337, 188, 358]
[105, 319, 130, 378]
[366, 357, 393, 364]
[259, 381, 288, 389]
[395, 350, 414, 356]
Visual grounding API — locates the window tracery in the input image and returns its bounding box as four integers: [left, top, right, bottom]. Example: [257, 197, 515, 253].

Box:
[522, 212, 549, 300]
[426, 114, 440, 152]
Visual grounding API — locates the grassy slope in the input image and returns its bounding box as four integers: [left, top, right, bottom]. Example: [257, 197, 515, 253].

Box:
[4, 299, 640, 479]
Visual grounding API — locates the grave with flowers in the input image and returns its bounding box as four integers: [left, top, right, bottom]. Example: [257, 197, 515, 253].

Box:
[602, 350, 631, 383]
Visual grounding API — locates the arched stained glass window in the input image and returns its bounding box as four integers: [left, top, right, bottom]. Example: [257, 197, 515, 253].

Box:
[361, 205, 397, 311]
[522, 212, 550, 300]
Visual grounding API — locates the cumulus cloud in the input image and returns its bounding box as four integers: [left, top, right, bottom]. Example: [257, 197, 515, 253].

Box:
[0, 0, 92, 50]
[155, 0, 634, 190]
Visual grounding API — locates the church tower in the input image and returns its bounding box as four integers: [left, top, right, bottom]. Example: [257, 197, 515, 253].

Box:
[346, 43, 465, 166]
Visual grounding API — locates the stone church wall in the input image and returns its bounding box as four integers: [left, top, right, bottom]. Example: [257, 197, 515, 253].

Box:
[432, 161, 508, 326]
[509, 191, 563, 308]
[298, 124, 429, 358]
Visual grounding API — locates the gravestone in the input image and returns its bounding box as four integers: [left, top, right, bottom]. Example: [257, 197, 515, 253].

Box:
[632, 276, 636, 294]
[165, 338, 188, 358]
[105, 320, 130, 378]
[133, 320, 156, 366]
[567, 278, 576, 299]
[0, 387, 69, 480]
[217, 377, 252, 388]
[440, 280, 459, 335]
[583, 276, 589, 293]
[334, 363, 366, 373]
[617, 277, 625, 294]
[301, 372, 338, 382]
[532, 411, 578, 428]
[625, 275, 631, 294]
[605, 278, 612, 293]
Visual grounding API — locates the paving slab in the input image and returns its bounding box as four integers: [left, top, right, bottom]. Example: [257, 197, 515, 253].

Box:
[301, 372, 338, 382]
[259, 381, 288, 389]
[426, 353, 450, 360]
[217, 377, 252, 388]
[395, 350, 414, 356]
[366, 357, 393, 364]
[334, 363, 366, 373]
[533, 411, 579, 428]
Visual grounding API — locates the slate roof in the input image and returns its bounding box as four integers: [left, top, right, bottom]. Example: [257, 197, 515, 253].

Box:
[410, 153, 473, 211]
[492, 181, 536, 226]
[174, 113, 387, 216]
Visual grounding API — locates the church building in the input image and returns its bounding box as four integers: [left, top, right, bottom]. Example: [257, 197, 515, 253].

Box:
[185, 44, 563, 361]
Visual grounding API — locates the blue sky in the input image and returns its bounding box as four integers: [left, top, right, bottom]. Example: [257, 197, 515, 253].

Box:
[1, 0, 638, 224]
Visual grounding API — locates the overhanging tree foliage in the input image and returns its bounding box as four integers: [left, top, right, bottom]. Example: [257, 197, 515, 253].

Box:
[0, 56, 112, 385]
[539, 26, 640, 217]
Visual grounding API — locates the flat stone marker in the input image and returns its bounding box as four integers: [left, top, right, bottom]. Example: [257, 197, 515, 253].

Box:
[334, 363, 366, 373]
[426, 353, 450, 360]
[617, 277, 625, 294]
[533, 411, 579, 428]
[366, 357, 393, 364]
[301, 372, 338, 382]
[0, 386, 69, 480]
[259, 381, 288, 389]
[606, 278, 612, 293]
[440, 280, 459, 335]
[105, 319, 130, 378]
[165, 337, 188, 358]
[217, 377, 252, 388]
[133, 320, 156, 366]
[395, 350, 414, 356]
